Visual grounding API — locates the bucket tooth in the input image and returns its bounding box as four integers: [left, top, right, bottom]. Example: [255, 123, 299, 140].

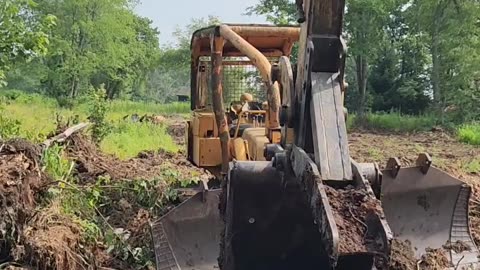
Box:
[385, 157, 402, 178]
[415, 153, 432, 174]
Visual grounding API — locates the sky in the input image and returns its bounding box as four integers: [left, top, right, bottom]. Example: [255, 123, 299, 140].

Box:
[134, 0, 268, 46]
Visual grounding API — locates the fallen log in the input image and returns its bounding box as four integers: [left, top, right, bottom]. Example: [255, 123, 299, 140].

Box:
[42, 122, 90, 148]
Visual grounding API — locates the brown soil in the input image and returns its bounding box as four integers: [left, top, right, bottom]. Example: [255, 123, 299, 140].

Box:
[418, 248, 452, 269]
[1, 121, 213, 269]
[0, 139, 85, 269]
[18, 202, 86, 269]
[348, 131, 480, 182]
[443, 240, 471, 253]
[324, 185, 383, 254]
[167, 122, 186, 145]
[388, 239, 417, 270]
[65, 132, 210, 184]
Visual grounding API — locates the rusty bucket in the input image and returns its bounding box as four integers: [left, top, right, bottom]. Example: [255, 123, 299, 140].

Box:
[381, 154, 480, 268]
[150, 190, 222, 270]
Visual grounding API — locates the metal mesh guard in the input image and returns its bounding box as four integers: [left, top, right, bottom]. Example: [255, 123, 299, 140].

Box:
[198, 56, 278, 106]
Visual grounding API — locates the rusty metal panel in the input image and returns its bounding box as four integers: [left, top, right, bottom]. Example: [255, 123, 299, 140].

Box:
[191, 24, 300, 59]
[310, 72, 352, 181]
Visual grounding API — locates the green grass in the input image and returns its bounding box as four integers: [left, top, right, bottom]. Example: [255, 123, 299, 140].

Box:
[458, 123, 480, 146]
[1, 92, 80, 141]
[349, 112, 437, 133]
[463, 159, 480, 174]
[1, 91, 186, 157]
[100, 122, 179, 159]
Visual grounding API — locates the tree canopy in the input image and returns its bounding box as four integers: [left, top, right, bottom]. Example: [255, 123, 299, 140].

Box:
[2, 0, 479, 123]
[4, 0, 161, 103]
[246, 0, 480, 122]
[0, 0, 55, 86]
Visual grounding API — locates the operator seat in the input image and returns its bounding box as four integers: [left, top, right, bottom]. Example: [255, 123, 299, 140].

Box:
[228, 93, 265, 137]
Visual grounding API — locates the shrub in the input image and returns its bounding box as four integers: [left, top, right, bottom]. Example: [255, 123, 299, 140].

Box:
[87, 86, 112, 143]
[0, 106, 21, 139]
[458, 123, 480, 146]
[350, 112, 436, 133]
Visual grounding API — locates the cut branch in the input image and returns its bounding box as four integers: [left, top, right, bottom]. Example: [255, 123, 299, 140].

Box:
[42, 122, 90, 148]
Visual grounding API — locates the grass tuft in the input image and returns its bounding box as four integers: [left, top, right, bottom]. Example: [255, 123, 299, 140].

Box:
[100, 122, 179, 159]
[463, 159, 480, 174]
[349, 112, 436, 133]
[458, 123, 480, 146]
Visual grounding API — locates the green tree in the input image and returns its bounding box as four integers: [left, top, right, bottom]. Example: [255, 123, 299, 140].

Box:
[245, 0, 297, 25]
[0, 0, 55, 86]
[14, 0, 162, 101]
[408, 0, 480, 121]
[247, 0, 480, 123]
[146, 16, 221, 102]
[344, 0, 397, 117]
[367, 5, 431, 115]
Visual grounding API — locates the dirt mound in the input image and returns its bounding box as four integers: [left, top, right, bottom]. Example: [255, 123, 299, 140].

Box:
[167, 122, 186, 145]
[17, 202, 86, 269]
[0, 139, 85, 269]
[388, 239, 417, 270]
[443, 240, 471, 253]
[324, 185, 384, 254]
[418, 248, 452, 269]
[0, 139, 45, 258]
[66, 133, 210, 183]
[66, 133, 162, 181]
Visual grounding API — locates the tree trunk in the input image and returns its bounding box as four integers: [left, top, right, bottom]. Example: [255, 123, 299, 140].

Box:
[431, 0, 449, 120]
[431, 22, 442, 114]
[69, 75, 78, 98]
[356, 54, 368, 117]
[106, 82, 117, 100]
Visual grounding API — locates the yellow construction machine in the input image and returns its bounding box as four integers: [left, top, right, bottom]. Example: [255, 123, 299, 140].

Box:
[184, 24, 300, 170]
[151, 0, 480, 269]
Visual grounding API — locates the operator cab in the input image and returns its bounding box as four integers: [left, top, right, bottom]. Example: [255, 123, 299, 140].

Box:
[187, 24, 300, 166]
